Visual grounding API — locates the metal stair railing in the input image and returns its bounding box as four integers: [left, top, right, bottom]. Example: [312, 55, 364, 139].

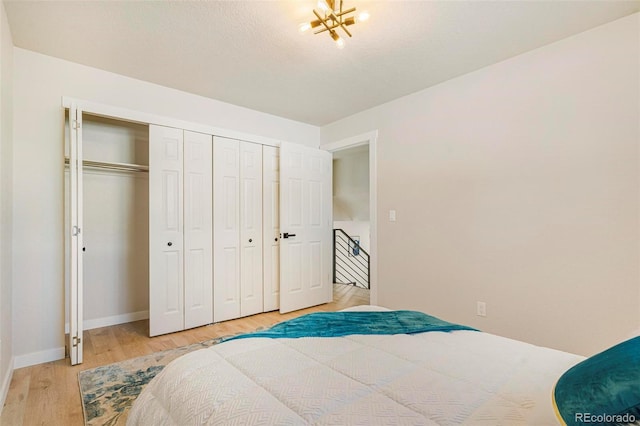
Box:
[333, 229, 370, 289]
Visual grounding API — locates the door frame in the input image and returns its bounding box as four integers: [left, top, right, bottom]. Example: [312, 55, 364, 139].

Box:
[320, 130, 378, 305]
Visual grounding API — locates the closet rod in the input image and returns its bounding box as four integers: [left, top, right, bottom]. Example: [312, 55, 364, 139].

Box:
[64, 157, 149, 173]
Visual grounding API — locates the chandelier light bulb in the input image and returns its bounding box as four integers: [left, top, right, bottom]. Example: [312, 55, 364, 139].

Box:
[331, 31, 344, 48]
[317, 0, 329, 12]
[299, 22, 312, 32]
[358, 11, 370, 22]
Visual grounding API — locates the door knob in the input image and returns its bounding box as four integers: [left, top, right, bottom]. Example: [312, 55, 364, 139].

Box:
[283, 233, 296, 239]
[249, 239, 253, 243]
[167, 242, 173, 247]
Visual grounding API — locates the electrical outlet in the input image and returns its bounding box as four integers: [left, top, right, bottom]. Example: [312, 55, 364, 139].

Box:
[477, 301, 486, 317]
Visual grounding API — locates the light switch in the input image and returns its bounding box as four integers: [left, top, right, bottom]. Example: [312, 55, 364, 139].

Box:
[389, 210, 396, 222]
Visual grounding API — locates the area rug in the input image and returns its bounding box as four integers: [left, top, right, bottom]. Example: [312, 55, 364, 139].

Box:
[78, 334, 239, 426]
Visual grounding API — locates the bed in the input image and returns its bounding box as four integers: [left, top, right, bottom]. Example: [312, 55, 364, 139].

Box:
[127, 306, 638, 425]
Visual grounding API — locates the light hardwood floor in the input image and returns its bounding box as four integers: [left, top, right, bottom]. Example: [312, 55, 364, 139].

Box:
[1, 284, 369, 426]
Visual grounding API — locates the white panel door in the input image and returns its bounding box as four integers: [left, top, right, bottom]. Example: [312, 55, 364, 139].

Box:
[69, 104, 84, 365]
[183, 131, 213, 329]
[263, 146, 280, 312]
[149, 125, 184, 336]
[213, 137, 241, 322]
[240, 142, 263, 317]
[279, 142, 332, 313]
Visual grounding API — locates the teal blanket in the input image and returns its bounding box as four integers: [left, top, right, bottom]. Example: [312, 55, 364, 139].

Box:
[226, 310, 477, 341]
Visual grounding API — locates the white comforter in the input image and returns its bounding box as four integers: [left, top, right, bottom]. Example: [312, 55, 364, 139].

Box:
[128, 313, 583, 425]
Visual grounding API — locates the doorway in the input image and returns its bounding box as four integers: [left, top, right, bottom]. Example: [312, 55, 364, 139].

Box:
[323, 131, 378, 305]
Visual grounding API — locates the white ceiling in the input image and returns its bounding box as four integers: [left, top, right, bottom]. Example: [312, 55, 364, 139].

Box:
[4, 1, 639, 126]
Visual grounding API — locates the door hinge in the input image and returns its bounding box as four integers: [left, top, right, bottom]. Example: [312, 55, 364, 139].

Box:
[72, 120, 81, 130]
[72, 226, 81, 236]
[72, 336, 82, 347]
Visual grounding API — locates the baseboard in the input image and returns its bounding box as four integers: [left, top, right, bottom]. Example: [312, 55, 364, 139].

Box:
[0, 356, 14, 412]
[14, 347, 64, 369]
[84, 310, 149, 331]
[15, 311, 149, 369]
[64, 310, 149, 334]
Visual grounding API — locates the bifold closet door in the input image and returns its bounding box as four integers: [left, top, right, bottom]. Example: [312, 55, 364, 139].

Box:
[213, 137, 263, 321]
[183, 131, 213, 329]
[68, 103, 84, 365]
[150, 126, 213, 335]
[149, 126, 184, 336]
[263, 146, 280, 312]
[213, 137, 241, 322]
[239, 142, 263, 317]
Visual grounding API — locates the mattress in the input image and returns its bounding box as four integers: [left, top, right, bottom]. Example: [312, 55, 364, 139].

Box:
[128, 308, 584, 425]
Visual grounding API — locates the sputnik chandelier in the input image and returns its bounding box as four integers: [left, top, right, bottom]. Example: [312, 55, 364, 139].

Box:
[299, 0, 369, 48]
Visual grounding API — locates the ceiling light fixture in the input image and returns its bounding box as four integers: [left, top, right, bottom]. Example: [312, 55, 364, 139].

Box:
[299, 0, 369, 48]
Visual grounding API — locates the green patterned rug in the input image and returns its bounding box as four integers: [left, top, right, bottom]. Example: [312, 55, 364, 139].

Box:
[78, 335, 232, 426]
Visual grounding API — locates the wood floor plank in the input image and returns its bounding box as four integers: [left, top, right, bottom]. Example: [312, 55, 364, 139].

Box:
[1, 285, 369, 426]
[1, 368, 29, 426]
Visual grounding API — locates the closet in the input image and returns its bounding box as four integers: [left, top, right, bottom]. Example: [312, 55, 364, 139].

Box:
[148, 125, 213, 336]
[66, 99, 334, 366]
[66, 106, 149, 365]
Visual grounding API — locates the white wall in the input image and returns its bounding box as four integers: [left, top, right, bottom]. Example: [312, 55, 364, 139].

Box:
[321, 13, 640, 356]
[12, 48, 320, 367]
[333, 146, 369, 221]
[0, 0, 13, 408]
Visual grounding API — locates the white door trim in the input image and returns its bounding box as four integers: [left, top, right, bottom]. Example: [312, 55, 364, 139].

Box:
[321, 130, 378, 305]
